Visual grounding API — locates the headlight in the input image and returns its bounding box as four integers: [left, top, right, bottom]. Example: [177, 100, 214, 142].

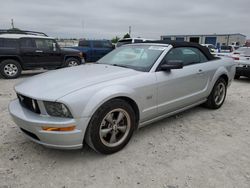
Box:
[44, 101, 73, 118]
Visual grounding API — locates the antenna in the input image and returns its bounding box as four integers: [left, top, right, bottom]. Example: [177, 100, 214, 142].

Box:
[129, 26, 131, 36]
[11, 19, 14, 29]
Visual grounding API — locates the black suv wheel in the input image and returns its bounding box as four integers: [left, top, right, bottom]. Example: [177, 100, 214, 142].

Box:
[0, 59, 22, 79]
[65, 58, 80, 67]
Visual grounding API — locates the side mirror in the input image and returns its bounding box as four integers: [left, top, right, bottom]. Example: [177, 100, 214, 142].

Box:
[160, 60, 183, 71]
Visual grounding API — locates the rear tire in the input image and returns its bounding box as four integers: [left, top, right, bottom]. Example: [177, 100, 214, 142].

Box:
[0, 59, 22, 79]
[65, 58, 80, 67]
[204, 78, 227, 109]
[85, 99, 136, 154]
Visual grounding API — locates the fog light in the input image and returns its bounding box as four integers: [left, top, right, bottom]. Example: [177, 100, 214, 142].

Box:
[42, 126, 76, 132]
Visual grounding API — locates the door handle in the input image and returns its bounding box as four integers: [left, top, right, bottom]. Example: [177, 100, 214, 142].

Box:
[35, 50, 43, 53]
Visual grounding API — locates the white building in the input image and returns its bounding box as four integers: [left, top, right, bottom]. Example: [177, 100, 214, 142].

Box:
[161, 33, 246, 47]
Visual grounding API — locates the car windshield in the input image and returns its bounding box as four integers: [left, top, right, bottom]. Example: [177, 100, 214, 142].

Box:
[97, 45, 166, 72]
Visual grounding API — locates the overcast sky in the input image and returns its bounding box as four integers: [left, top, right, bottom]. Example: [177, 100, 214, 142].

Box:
[1, 0, 250, 39]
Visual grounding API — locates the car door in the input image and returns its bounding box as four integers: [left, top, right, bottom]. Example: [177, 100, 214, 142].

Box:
[156, 47, 210, 116]
[101, 40, 114, 55]
[19, 38, 39, 68]
[33, 38, 62, 67]
[92, 41, 112, 61]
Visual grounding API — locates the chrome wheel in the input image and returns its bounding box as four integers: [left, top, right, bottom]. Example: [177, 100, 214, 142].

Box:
[99, 108, 131, 147]
[4, 64, 18, 76]
[68, 61, 79, 67]
[214, 82, 226, 106]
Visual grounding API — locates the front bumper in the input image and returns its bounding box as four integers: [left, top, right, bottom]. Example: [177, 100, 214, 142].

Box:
[236, 66, 250, 78]
[9, 99, 90, 149]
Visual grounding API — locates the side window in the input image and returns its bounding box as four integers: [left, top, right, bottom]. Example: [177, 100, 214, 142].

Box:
[164, 48, 183, 64]
[181, 48, 200, 65]
[0, 39, 3, 47]
[164, 47, 208, 66]
[199, 51, 208, 63]
[79, 40, 90, 47]
[20, 38, 35, 48]
[34, 39, 53, 50]
[92, 41, 103, 48]
[3, 39, 17, 48]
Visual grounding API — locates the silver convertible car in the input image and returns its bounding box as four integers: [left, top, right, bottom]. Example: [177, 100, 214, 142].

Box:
[9, 41, 236, 154]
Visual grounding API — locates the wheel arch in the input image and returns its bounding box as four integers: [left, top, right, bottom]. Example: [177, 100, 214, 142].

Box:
[208, 67, 230, 94]
[64, 56, 82, 65]
[80, 86, 141, 128]
[219, 74, 229, 86]
[0, 56, 23, 68]
[111, 96, 140, 128]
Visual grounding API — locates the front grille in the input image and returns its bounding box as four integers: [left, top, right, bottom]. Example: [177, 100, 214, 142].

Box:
[20, 128, 40, 141]
[17, 94, 41, 114]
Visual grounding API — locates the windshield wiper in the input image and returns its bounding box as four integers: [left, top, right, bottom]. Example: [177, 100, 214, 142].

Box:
[112, 64, 130, 69]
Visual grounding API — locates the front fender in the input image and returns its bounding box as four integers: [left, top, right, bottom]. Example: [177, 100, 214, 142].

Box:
[57, 85, 141, 119]
[81, 85, 140, 118]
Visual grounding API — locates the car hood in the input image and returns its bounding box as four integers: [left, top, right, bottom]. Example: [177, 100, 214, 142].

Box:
[15, 64, 140, 101]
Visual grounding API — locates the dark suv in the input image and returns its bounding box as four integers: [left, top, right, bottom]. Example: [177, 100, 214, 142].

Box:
[0, 31, 84, 79]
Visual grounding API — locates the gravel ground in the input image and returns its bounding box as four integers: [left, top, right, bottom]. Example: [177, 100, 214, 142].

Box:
[1, 71, 250, 188]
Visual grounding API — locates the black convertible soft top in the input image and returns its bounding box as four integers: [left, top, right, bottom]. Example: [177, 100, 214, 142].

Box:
[143, 40, 217, 61]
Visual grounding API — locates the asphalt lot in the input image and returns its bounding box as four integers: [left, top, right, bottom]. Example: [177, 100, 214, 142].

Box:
[1, 70, 250, 188]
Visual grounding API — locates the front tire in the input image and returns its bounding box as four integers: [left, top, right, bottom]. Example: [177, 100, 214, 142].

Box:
[65, 58, 80, 67]
[205, 78, 227, 109]
[0, 59, 22, 79]
[85, 99, 136, 154]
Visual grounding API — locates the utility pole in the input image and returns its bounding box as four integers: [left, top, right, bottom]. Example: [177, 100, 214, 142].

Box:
[81, 20, 84, 37]
[129, 26, 131, 36]
[11, 19, 14, 29]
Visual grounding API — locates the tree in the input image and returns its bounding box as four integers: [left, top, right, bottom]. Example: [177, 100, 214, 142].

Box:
[111, 36, 120, 44]
[123, 33, 131, 39]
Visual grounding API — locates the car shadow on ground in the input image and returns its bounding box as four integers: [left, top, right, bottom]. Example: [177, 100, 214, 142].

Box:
[234, 77, 250, 83]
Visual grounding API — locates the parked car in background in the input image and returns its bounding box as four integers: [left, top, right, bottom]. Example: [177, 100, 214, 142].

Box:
[220, 45, 236, 53]
[214, 45, 237, 59]
[201, 44, 218, 53]
[116, 38, 154, 47]
[233, 47, 250, 79]
[0, 30, 83, 79]
[9, 41, 235, 154]
[67, 40, 114, 62]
